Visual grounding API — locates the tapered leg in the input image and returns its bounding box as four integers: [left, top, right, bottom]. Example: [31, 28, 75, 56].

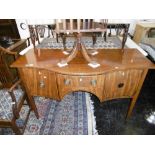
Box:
[126, 69, 148, 119]
[126, 98, 137, 119]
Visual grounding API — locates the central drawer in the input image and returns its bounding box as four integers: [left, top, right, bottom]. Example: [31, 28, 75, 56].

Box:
[57, 74, 105, 100]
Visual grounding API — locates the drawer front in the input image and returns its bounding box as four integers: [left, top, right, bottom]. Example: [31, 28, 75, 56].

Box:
[103, 69, 143, 100]
[20, 68, 59, 100]
[57, 74, 105, 100]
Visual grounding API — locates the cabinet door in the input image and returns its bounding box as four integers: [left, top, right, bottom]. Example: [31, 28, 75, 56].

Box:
[103, 69, 143, 101]
[20, 68, 59, 100]
[57, 74, 105, 101]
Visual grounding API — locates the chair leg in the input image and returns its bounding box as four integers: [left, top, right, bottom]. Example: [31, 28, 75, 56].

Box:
[56, 33, 59, 43]
[11, 120, 22, 135]
[104, 31, 107, 42]
[92, 32, 97, 46]
[51, 30, 54, 38]
[25, 93, 39, 119]
[121, 24, 130, 49]
[47, 29, 50, 38]
[61, 33, 67, 50]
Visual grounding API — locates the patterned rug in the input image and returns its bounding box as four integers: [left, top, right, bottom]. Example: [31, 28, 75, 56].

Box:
[0, 92, 97, 135]
[37, 36, 124, 49]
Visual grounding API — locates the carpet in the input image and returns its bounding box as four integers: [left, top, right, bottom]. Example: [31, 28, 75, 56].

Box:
[37, 36, 124, 49]
[0, 92, 97, 135]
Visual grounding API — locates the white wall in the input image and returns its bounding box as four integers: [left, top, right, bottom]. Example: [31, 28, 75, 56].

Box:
[16, 19, 30, 39]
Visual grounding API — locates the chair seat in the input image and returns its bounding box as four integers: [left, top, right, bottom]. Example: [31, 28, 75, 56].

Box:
[0, 88, 24, 120]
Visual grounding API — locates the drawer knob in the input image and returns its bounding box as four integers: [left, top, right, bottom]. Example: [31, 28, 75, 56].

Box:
[91, 79, 97, 86]
[118, 83, 124, 88]
[64, 79, 71, 85]
[39, 80, 45, 88]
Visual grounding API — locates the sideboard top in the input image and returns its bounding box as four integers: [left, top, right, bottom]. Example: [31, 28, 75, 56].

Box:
[11, 48, 155, 75]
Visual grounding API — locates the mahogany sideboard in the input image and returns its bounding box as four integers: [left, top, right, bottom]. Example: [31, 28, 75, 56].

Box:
[11, 48, 155, 118]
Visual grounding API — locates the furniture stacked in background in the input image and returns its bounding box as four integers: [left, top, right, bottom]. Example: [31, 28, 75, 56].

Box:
[108, 23, 129, 48]
[54, 19, 108, 50]
[28, 20, 130, 51]
[133, 23, 155, 45]
[54, 19, 108, 67]
[133, 23, 155, 63]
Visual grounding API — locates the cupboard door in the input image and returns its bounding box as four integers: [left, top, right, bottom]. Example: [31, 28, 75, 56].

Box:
[103, 69, 143, 100]
[20, 68, 59, 100]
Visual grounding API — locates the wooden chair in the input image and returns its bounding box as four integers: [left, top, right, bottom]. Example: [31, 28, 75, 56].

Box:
[0, 38, 33, 88]
[0, 46, 38, 134]
[28, 25, 39, 48]
[0, 47, 31, 134]
[54, 19, 108, 68]
[0, 79, 32, 134]
[107, 23, 130, 48]
[0, 46, 18, 88]
[28, 25, 46, 48]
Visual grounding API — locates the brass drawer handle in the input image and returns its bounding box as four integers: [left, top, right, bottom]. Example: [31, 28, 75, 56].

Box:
[91, 79, 97, 86]
[118, 83, 124, 88]
[39, 80, 45, 88]
[64, 79, 71, 85]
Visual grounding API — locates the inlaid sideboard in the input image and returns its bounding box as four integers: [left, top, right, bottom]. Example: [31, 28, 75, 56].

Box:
[11, 48, 155, 118]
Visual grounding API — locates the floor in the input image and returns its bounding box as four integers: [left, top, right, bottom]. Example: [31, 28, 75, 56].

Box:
[92, 69, 155, 135]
